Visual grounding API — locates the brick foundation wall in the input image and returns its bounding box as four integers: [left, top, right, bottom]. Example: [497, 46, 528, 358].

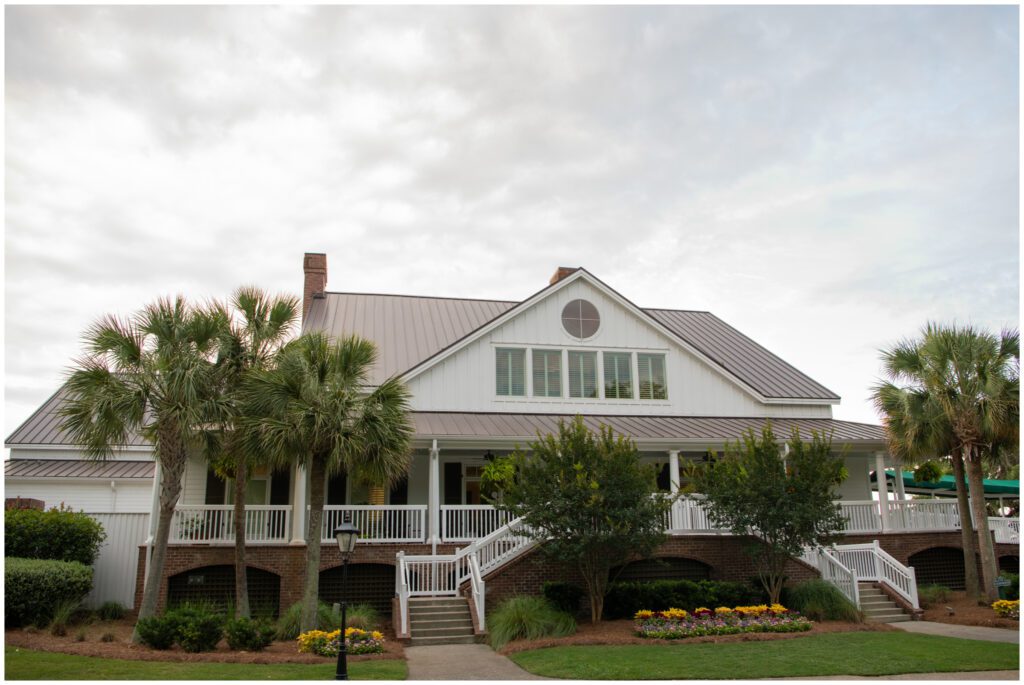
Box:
[133, 533, 1020, 615]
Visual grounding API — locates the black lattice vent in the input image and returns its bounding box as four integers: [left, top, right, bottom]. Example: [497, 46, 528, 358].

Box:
[167, 565, 281, 618]
[611, 557, 712, 582]
[908, 547, 980, 591]
[319, 563, 395, 614]
[999, 555, 1019, 574]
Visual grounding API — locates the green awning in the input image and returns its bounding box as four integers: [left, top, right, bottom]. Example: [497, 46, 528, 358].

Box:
[872, 469, 1019, 496]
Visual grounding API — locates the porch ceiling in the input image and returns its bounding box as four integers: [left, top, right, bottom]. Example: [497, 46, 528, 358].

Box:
[410, 412, 886, 449]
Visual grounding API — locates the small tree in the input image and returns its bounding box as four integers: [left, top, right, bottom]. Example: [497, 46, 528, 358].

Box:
[691, 425, 847, 604]
[495, 416, 672, 623]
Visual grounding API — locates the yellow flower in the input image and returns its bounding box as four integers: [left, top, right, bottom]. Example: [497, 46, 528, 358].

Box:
[371, 631, 385, 641]
[634, 610, 655, 619]
[714, 607, 733, 614]
[662, 607, 688, 620]
[770, 604, 788, 613]
[694, 607, 710, 613]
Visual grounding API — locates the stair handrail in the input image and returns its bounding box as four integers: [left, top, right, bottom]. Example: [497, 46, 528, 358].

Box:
[814, 546, 860, 608]
[468, 551, 486, 631]
[396, 551, 410, 636]
[870, 540, 919, 610]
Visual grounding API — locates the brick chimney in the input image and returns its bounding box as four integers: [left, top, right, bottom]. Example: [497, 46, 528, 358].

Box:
[549, 266, 577, 285]
[303, 252, 328, 321]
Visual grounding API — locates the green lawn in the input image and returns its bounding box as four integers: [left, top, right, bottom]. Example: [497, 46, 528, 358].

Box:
[509, 632, 1020, 679]
[4, 647, 406, 681]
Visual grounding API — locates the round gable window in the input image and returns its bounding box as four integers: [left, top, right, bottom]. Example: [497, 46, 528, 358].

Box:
[561, 299, 600, 339]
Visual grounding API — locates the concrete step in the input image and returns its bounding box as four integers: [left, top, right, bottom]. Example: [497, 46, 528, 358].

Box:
[413, 625, 476, 638]
[407, 610, 471, 618]
[858, 589, 885, 597]
[411, 617, 474, 628]
[860, 598, 897, 607]
[409, 634, 478, 646]
[408, 597, 467, 607]
[865, 613, 911, 623]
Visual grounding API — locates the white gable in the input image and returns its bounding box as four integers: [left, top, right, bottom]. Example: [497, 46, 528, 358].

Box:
[406, 276, 830, 418]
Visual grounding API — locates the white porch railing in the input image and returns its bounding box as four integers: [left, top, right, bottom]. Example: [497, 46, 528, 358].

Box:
[320, 505, 427, 543]
[802, 546, 860, 608]
[441, 505, 515, 542]
[832, 540, 919, 610]
[990, 517, 1020, 544]
[169, 505, 291, 544]
[666, 496, 720, 532]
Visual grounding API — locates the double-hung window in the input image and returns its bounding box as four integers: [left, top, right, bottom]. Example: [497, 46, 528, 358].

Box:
[603, 351, 633, 399]
[532, 349, 562, 397]
[495, 348, 526, 396]
[567, 350, 598, 398]
[638, 353, 667, 400]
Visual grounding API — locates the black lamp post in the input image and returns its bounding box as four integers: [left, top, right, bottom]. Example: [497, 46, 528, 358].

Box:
[333, 522, 360, 681]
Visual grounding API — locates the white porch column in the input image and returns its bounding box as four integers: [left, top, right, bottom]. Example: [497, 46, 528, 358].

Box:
[875, 451, 890, 532]
[428, 440, 440, 549]
[290, 461, 307, 545]
[667, 450, 681, 494]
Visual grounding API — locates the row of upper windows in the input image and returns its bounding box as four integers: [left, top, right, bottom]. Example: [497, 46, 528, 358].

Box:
[495, 347, 668, 400]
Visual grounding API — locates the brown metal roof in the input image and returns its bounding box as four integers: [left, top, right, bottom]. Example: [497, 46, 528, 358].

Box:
[305, 290, 838, 400]
[411, 412, 885, 445]
[5, 387, 150, 447]
[5, 459, 155, 479]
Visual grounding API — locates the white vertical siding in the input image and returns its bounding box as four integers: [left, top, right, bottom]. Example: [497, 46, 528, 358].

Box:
[179, 453, 209, 505]
[408, 279, 832, 418]
[83, 513, 150, 609]
[4, 480, 152, 513]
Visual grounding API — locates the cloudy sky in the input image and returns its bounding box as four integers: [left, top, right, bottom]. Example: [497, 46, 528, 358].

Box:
[5, 5, 1019, 437]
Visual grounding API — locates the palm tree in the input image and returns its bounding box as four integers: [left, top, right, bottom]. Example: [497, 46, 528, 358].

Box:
[240, 332, 413, 631]
[207, 287, 298, 618]
[872, 383, 980, 598]
[876, 323, 1019, 601]
[60, 297, 222, 637]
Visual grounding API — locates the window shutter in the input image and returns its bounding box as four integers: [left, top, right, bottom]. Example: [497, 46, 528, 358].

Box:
[603, 351, 633, 399]
[496, 348, 526, 396]
[532, 349, 561, 397]
[327, 472, 347, 505]
[269, 467, 291, 505]
[638, 353, 667, 400]
[443, 462, 463, 505]
[568, 351, 598, 398]
[389, 477, 409, 505]
[205, 469, 227, 505]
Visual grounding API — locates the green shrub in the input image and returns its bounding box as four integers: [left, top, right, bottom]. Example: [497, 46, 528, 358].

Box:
[5, 506, 106, 566]
[166, 604, 224, 653]
[998, 573, 1019, 601]
[4, 557, 94, 627]
[487, 596, 576, 649]
[917, 584, 952, 608]
[224, 617, 276, 651]
[782, 580, 861, 622]
[542, 582, 585, 615]
[135, 615, 177, 650]
[603, 579, 764, 619]
[275, 600, 365, 640]
[97, 601, 128, 621]
[343, 603, 380, 630]
[49, 597, 82, 636]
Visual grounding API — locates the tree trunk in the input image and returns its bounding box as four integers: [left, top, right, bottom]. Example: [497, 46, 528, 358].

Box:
[233, 460, 250, 619]
[965, 450, 999, 602]
[301, 457, 326, 632]
[133, 450, 186, 643]
[950, 453, 980, 599]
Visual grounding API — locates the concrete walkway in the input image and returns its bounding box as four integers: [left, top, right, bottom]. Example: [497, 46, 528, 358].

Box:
[405, 643, 548, 680]
[893, 621, 1020, 644]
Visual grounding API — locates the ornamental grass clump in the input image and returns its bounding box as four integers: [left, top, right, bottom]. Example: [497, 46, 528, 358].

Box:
[634, 603, 811, 639]
[992, 600, 1019, 620]
[784, 579, 861, 622]
[488, 596, 577, 649]
[297, 627, 385, 656]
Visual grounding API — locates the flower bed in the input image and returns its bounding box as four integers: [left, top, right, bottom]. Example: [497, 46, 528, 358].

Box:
[297, 627, 385, 656]
[992, 600, 1019, 620]
[634, 604, 812, 639]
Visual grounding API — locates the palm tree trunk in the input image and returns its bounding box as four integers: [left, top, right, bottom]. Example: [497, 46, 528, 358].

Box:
[964, 449, 999, 601]
[133, 449, 187, 642]
[233, 460, 250, 619]
[301, 457, 326, 632]
[951, 453, 980, 599]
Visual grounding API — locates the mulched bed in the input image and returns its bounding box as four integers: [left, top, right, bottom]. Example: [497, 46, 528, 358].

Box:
[921, 592, 1020, 630]
[497, 618, 894, 655]
[5, 619, 405, 664]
